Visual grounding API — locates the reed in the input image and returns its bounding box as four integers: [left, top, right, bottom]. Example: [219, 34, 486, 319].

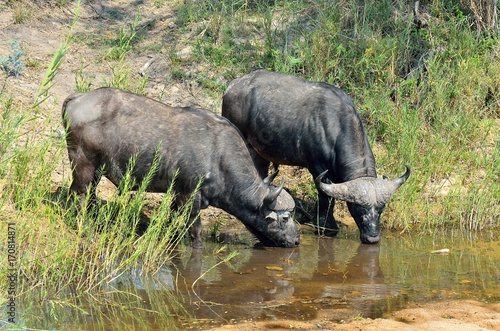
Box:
[32, 1, 80, 110]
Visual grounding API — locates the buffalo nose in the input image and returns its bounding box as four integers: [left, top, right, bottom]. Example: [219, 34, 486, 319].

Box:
[287, 236, 300, 247]
[362, 235, 380, 244]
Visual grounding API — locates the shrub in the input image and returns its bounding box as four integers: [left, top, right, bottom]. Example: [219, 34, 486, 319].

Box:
[0, 38, 25, 77]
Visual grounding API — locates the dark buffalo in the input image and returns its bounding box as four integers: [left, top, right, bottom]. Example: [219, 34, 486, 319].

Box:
[222, 70, 410, 244]
[62, 87, 299, 249]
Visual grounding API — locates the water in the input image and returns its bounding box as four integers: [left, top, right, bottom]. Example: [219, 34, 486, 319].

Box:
[16, 231, 500, 330]
[170, 232, 499, 328]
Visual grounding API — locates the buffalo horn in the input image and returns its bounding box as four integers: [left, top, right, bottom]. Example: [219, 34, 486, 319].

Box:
[376, 165, 411, 204]
[264, 177, 284, 207]
[315, 166, 411, 206]
[391, 165, 411, 189]
[263, 169, 279, 185]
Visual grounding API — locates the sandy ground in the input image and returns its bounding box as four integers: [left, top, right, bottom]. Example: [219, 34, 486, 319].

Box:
[205, 300, 500, 331]
[1, 1, 499, 330]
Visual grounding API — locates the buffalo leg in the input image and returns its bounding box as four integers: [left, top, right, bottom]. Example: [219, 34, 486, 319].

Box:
[316, 191, 340, 236]
[189, 217, 203, 249]
[183, 193, 203, 249]
[311, 169, 339, 236]
[68, 146, 100, 209]
[248, 147, 271, 179]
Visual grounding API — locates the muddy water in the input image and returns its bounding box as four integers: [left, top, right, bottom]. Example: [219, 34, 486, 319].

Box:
[20, 231, 500, 330]
[169, 231, 499, 328]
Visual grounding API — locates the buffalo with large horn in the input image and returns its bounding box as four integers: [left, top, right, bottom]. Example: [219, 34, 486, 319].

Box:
[222, 70, 410, 244]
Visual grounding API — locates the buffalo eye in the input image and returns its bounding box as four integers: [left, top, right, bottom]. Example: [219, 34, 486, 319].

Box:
[281, 211, 291, 221]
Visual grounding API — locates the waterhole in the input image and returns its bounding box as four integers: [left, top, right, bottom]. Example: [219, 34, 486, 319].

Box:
[167, 231, 499, 329]
[18, 230, 499, 330]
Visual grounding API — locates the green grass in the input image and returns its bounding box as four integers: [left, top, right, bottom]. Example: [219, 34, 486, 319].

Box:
[33, 0, 80, 109]
[179, 0, 499, 232]
[0, 3, 194, 329]
[0, 97, 195, 328]
[104, 10, 141, 61]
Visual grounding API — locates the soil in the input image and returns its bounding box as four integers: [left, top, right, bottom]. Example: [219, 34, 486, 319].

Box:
[205, 300, 500, 331]
[1, 1, 499, 330]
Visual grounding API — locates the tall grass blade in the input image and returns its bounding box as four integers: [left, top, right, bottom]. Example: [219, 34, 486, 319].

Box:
[32, 0, 80, 110]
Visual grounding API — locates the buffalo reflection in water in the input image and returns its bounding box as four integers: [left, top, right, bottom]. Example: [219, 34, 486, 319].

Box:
[168, 236, 401, 321]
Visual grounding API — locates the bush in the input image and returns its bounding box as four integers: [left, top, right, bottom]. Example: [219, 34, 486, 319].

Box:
[0, 39, 25, 77]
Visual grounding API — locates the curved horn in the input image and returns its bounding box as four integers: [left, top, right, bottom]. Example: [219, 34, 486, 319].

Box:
[263, 169, 279, 185]
[315, 166, 411, 206]
[315, 170, 367, 205]
[314, 170, 329, 187]
[375, 165, 411, 205]
[264, 177, 284, 207]
[391, 165, 411, 189]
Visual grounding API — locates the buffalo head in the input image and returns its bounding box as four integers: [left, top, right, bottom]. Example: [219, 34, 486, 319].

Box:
[244, 172, 299, 248]
[315, 166, 410, 244]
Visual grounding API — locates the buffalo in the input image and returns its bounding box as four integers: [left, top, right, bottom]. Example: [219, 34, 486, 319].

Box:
[62, 87, 300, 249]
[222, 70, 410, 244]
